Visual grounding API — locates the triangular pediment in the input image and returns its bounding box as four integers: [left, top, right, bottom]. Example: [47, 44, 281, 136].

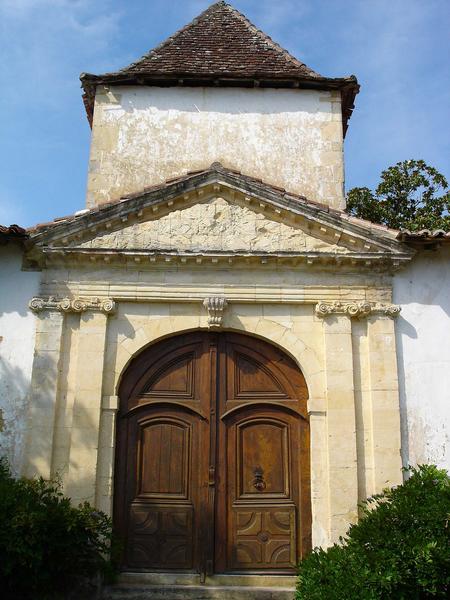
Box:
[28, 163, 414, 269]
[74, 196, 354, 255]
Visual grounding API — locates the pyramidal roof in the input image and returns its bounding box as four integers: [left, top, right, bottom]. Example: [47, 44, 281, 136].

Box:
[81, 1, 359, 132]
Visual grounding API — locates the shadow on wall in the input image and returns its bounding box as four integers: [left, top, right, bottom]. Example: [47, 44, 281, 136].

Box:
[22, 325, 113, 509]
[394, 246, 450, 472]
[0, 357, 32, 476]
[115, 86, 329, 116]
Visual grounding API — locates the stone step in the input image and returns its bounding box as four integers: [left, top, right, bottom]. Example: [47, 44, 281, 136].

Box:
[103, 573, 297, 600]
[102, 584, 295, 600]
[117, 573, 297, 588]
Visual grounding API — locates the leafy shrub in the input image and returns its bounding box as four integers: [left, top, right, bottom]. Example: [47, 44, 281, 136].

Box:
[0, 457, 116, 600]
[296, 465, 450, 600]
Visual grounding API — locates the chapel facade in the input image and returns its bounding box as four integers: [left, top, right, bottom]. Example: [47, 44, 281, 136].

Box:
[17, 1, 418, 579]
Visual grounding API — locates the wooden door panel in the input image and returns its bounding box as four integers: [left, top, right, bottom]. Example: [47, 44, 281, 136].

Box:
[138, 419, 190, 498]
[125, 410, 200, 570]
[142, 352, 195, 397]
[233, 353, 288, 398]
[128, 504, 193, 568]
[224, 409, 299, 572]
[231, 507, 296, 569]
[237, 419, 289, 498]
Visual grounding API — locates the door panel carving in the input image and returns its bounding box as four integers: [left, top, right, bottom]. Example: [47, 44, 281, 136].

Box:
[142, 353, 195, 397]
[115, 331, 310, 574]
[128, 504, 194, 569]
[231, 507, 296, 568]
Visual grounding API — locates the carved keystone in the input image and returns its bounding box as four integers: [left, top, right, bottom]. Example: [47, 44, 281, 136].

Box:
[203, 297, 228, 328]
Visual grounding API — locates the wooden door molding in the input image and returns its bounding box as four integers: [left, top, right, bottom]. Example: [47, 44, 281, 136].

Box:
[114, 330, 311, 574]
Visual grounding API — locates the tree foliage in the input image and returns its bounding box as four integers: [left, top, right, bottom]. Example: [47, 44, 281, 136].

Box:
[346, 160, 450, 231]
[0, 458, 117, 600]
[296, 465, 450, 599]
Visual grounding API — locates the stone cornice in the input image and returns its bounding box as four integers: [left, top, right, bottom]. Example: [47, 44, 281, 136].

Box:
[315, 301, 401, 318]
[34, 247, 411, 272]
[29, 296, 116, 314]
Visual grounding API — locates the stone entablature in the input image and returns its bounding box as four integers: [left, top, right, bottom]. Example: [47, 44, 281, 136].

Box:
[28, 295, 400, 321]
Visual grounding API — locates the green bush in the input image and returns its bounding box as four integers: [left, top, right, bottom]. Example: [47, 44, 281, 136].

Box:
[0, 457, 116, 600]
[296, 465, 450, 600]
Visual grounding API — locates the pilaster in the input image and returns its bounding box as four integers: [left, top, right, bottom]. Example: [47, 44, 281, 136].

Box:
[367, 315, 403, 491]
[65, 312, 108, 504]
[322, 315, 359, 542]
[23, 310, 64, 479]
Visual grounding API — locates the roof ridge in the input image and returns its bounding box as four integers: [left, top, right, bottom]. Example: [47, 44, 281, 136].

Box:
[218, 2, 320, 76]
[115, 2, 224, 75]
[109, 1, 321, 78]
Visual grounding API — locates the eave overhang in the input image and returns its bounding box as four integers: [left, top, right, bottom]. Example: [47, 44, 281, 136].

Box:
[80, 72, 359, 136]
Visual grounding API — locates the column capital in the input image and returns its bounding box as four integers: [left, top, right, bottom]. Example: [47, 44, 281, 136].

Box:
[29, 296, 116, 315]
[315, 300, 400, 319]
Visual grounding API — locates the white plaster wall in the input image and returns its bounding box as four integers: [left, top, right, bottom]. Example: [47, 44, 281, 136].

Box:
[87, 86, 344, 210]
[0, 244, 40, 475]
[394, 246, 450, 472]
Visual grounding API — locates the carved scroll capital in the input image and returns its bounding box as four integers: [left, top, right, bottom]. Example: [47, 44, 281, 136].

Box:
[315, 301, 401, 319]
[29, 296, 116, 315]
[203, 296, 228, 328]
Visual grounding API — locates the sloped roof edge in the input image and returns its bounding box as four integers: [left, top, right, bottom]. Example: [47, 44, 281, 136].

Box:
[28, 162, 407, 257]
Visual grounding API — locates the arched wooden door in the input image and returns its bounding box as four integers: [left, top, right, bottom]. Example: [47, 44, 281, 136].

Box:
[115, 331, 310, 575]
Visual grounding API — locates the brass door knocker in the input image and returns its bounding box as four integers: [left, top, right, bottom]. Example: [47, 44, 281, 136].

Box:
[252, 466, 266, 491]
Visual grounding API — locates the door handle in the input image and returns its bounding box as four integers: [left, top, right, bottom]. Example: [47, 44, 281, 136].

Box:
[208, 466, 215, 486]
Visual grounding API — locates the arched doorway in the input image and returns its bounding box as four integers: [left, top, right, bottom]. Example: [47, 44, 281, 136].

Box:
[114, 331, 311, 575]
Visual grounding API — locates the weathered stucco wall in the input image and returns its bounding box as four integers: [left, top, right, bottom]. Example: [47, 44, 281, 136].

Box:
[0, 244, 40, 474]
[394, 246, 450, 472]
[86, 86, 344, 210]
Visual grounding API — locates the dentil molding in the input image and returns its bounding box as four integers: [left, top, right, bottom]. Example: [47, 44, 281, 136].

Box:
[315, 301, 401, 318]
[29, 296, 116, 314]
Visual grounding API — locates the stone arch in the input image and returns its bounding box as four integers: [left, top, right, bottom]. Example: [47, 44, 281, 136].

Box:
[112, 308, 324, 409]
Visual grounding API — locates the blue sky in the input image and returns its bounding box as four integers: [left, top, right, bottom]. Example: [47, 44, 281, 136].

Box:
[1, 0, 449, 227]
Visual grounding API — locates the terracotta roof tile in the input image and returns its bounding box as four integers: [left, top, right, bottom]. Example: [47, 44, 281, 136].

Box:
[397, 229, 450, 246]
[80, 2, 359, 133]
[114, 1, 320, 80]
[0, 224, 28, 244]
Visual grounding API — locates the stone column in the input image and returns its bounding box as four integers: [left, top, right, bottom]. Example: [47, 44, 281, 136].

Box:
[367, 315, 403, 491]
[322, 314, 359, 542]
[65, 312, 109, 505]
[23, 310, 64, 479]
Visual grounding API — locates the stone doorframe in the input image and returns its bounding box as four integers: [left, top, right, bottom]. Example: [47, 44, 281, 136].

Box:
[24, 295, 402, 550]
